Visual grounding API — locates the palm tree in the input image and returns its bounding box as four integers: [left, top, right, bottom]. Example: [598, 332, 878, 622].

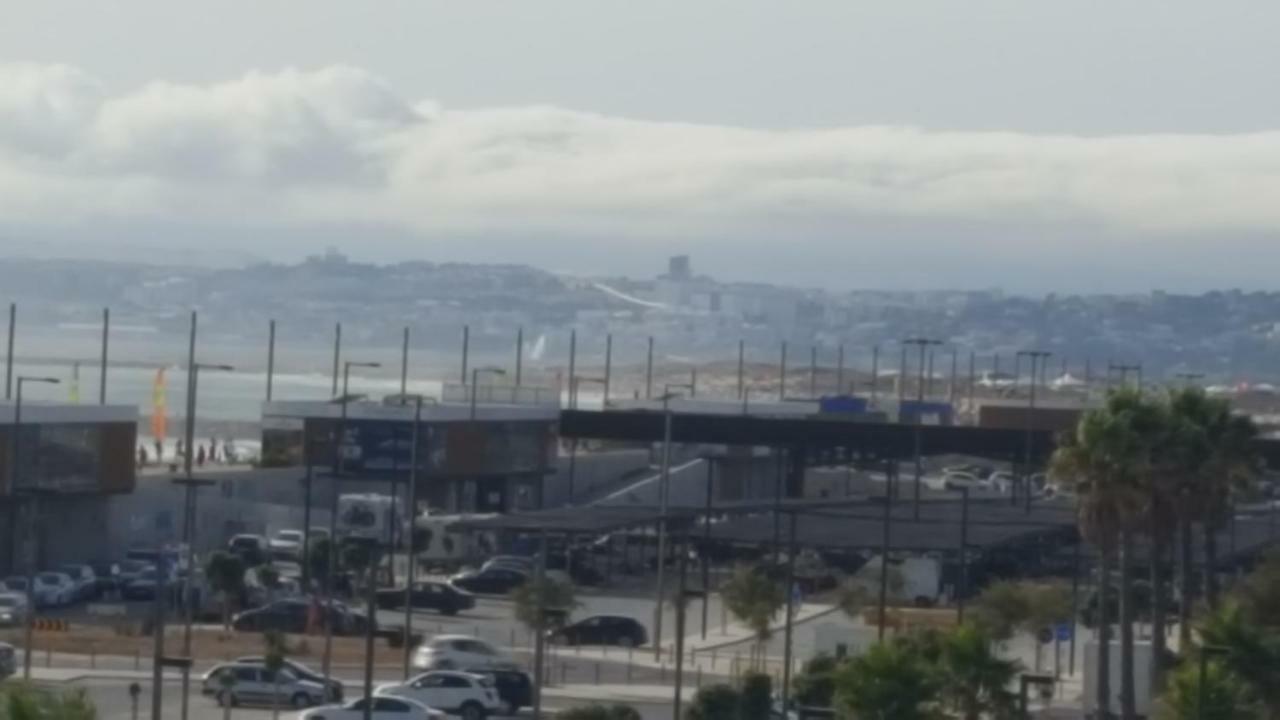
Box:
[205, 551, 246, 632]
[720, 564, 785, 668]
[1196, 399, 1259, 610]
[1197, 602, 1280, 719]
[833, 640, 938, 720]
[937, 624, 1020, 720]
[1163, 388, 1213, 656]
[1050, 390, 1151, 719]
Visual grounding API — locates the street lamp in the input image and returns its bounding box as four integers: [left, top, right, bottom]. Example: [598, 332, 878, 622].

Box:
[322, 361, 379, 691]
[470, 367, 506, 420]
[652, 390, 684, 660]
[175, 361, 233, 720]
[401, 395, 428, 680]
[903, 338, 942, 520]
[12, 375, 59, 681]
[1017, 350, 1051, 512]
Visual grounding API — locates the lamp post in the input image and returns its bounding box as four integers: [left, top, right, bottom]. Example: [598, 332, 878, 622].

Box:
[13, 375, 59, 681]
[322, 361, 380, 689]
[176, 360, 233, 720]
[402, 395, 426, 679]
[568, 376, 606, 504]
[470, 367, 506, 420]
[903, 338, 942, 520]
[1017, 350, 1051, 512]
[652, 390, 687, 660]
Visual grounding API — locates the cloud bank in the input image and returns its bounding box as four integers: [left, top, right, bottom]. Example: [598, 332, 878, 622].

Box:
[2, 62, 1279, 287]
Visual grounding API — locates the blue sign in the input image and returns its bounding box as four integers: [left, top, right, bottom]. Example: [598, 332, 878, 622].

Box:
[1055, 623, 1073, 642]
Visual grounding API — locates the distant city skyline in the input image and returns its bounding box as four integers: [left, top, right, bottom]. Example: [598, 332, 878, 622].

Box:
[4, 2, 1280, 293]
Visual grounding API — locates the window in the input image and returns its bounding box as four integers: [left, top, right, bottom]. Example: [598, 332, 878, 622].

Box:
[374, 698, 410, 712]
[417, 675, 446, 688]
[234, 667, 259, 682]
[441, 675, 471, 688]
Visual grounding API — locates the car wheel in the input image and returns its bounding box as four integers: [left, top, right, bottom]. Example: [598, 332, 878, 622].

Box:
[291, 692, 310, 708]
[217, 691, 236, 708]
[460, 700, 487, 720]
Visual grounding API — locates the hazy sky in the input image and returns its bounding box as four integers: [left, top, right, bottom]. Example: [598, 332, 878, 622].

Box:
[3, 0, 1280, 293]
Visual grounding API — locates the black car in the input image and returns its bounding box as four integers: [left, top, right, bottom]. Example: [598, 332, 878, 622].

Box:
[232, 599, 370, 636]
[449, 567, 528, 595]
[552, 615, 647, 647]
[465, 667, 532, 716]
[234, 656, 343, 701]
[375, 581, 476, 615]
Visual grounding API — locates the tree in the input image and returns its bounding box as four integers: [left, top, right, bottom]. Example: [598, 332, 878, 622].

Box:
[263, 630, 287, 720]
[792, 654, 839, 708]
[0, 684, 97, 720]
[969, 579, 1071, 670]
[1236, 551, 1280, 628]
[738, 673, 771, 720]
[557, 705, 642, 720]
[205, 551, 246, 631]
[684, 685, 739, 720]
[1050, 389, 1154, 720]
[1196, 603, 1280, 719]
[1159, 658, 1257, 720]
[833, 640, 938, 720]
[720, 564, 785, 668]
[511, 576, 577, 633]
[1196, 401, 1259, 610]
[937, 624, 1020, 720]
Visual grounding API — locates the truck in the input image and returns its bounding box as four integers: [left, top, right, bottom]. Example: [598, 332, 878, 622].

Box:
[336, 493, 400, 544]
[412, 513, 499, 572]
[844, 555, 942, 607]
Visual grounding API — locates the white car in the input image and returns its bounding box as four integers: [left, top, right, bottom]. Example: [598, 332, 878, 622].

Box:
[0, 593, 27, 628]
[412, 635, 509, 671]
[942, 472, 987, 492]
[268, 529, 305, 560]
[377, 671, 502, 720]
[300, 696, 443, 720]
[988, 471, 1016, 494]
[32, 572, 75, 608]
[57, 564, 98, 601]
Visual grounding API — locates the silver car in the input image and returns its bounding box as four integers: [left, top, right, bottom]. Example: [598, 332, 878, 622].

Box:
[0, 643, 15, 680]
[201, 662, 328, 709]
[0, 593, 27, 628]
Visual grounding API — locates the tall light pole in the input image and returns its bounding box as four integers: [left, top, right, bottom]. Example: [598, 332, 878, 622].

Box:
[176, 356, 233, 720]
[567, 376, 606, 503]
[903, 338, 942, 520]
[1017, 350, 1051, 512]
[14, 375, 58, 682]
[402, 395, 426, 679]
[652, 389, 687, 660]
[323, 361, 380, 688]
[470, 367, 507, 420]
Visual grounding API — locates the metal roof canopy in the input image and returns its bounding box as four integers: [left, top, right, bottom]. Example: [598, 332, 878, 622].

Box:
[559, 409, 1280, 467]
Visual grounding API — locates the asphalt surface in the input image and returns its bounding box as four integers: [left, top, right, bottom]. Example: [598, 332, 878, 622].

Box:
[61, 678, 675, 720]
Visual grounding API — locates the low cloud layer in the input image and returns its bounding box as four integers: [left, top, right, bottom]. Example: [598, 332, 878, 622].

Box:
[2, 62, 1279, 289]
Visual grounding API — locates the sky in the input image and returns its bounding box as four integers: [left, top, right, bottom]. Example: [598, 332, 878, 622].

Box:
[2, 0, 1280, 293]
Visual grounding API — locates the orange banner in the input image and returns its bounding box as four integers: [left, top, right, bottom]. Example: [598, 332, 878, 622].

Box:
[151, 367, 167, 441]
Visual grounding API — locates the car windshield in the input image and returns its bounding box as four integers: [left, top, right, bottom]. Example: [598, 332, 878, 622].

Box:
[37, 574, 61, 583]
[277, 531, 303, 542]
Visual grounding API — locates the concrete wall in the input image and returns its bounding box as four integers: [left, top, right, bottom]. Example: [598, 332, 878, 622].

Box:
[543, 448, 652, 507]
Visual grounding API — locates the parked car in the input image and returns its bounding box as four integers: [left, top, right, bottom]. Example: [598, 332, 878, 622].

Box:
[88, 561, 122, 597]
[234, 656, 342, 701]
[0, 593, 28, 628]
[268, 529, 306, 560]
[232, 599, 369, 636]
[463, 667, 532, 716]
[201, 662, 328, 709]
[376, 671, 502, 720]
[0, 577, 28, 596]
[58, 564, 99, 602]
[120, 566, 167, 601]
[32, 572, 75, 608]
[448, 568, 527, 595]
[375, 581, 475, 615]
[115, 560, 154, 587]
[479, 556, 533, 574]
[0, 642, 14, 680]
[551, 615, 647, 648]
[412, 636, 508, 671]
[299, 696, 442, 720]
[228, 535, 269, 566]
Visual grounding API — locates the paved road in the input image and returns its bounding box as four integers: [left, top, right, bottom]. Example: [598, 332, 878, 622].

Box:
[61, 678, 675, 720]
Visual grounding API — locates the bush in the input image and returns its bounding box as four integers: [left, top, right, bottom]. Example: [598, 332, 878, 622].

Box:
[739, 673, 772, 720]
[558, 704, 642, 720]
[793, 654, 839, 707]
[685, 684, 739, 720]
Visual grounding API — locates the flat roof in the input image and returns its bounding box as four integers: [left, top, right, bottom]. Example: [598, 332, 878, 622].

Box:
[0, 403, 137, 424]
[263, 399, 559, 425]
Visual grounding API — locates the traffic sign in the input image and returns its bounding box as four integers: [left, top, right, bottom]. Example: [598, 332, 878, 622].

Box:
[1055, 623, 1073, 642]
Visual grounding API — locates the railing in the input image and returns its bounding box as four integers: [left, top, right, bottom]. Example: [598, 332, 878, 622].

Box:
[440, 383, 560, 408]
